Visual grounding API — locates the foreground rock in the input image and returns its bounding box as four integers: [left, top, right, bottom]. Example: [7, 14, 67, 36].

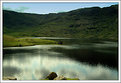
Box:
[3, 77, 17, 80]
[45, 72, 79, 80]
[46, 72, 58, 80]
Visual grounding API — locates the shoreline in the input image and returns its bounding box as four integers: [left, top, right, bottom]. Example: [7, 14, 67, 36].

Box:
[3, 35, 59, 47]
[3, 72, 80, 80]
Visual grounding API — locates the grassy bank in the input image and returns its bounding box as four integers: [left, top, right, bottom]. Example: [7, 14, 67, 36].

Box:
[3, 35, 58, 47]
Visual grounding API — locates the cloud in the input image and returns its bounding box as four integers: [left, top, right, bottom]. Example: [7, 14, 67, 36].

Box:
[15, 7, 29, 12]
[3, 6, 13, 11]
[3, 6, 29, 13]
[56, 11, 66, 13]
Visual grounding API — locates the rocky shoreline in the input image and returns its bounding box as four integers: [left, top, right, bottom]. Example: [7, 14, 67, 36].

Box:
[3, 72, 79, 80]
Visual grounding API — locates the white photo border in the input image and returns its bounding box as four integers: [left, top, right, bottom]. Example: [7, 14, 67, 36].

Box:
[0, 0, 120, 83]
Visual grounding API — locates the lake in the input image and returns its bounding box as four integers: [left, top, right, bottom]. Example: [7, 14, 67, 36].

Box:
[3, 37, 118, 80]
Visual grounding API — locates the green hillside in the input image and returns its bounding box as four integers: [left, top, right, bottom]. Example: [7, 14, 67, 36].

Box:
[3, 5, 118, 40]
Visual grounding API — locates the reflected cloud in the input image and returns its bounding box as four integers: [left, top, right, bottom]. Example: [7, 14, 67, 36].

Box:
[3, 66, 21, 77]
[35, 68, 50, 79]
[57, 64, 118, 80]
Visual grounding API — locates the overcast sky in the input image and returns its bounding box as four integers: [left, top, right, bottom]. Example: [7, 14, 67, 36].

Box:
[3, 2, 118, 14]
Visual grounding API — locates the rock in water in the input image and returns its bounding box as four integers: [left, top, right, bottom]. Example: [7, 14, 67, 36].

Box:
[3, 77, 17, 80]
[54, 76, 67, 80]
[46, 72, 58, 80]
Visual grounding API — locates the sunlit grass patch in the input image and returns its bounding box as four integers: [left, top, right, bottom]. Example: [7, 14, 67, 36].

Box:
[3, 35, 58, 47]
[66, 78, 79, 80]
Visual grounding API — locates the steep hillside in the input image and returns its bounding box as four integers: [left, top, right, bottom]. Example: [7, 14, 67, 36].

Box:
[3, 5, 118, 40]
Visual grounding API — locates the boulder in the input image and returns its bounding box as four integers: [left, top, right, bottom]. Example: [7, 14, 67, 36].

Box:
[43, 72, 79, 80]
[46, 72, 57, 80]
[3, 77, 17, 80]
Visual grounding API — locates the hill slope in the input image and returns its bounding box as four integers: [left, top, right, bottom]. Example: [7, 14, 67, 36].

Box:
[3, 5, 118, 40]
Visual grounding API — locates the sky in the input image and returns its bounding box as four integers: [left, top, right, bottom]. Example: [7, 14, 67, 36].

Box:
[3, 2, 118, 14]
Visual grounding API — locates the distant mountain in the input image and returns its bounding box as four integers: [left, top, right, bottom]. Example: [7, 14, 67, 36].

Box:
[3, 5, 118, 40]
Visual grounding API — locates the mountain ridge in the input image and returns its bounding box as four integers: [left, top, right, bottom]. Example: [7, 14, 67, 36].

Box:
[3, 5, 118, 40]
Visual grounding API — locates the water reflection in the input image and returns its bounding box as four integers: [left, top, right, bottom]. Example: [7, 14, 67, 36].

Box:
[3, 41, 118, 80]
[3, 66, 21, 77]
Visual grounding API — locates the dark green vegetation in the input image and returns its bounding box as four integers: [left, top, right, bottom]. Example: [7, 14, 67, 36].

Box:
[3, 5, 118, 40]
[51, 46, 118, 69]
[3, 35, 57, 47]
